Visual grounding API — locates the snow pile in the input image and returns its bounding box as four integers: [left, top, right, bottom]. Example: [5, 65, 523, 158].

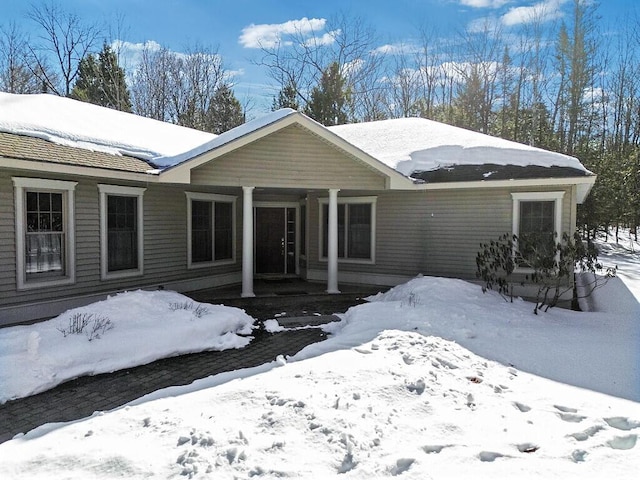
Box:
[329, 117, 590, 175]
[0, 241, 638, 478]
[0, 92, 215, 163]
[0, 290, 255, 403]
[304, 276, 639, 403]
[1, 330, 639, 478]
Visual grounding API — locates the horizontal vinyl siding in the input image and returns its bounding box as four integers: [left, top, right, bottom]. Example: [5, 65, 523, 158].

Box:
[191, 125, 386, 190]
[307, 185, 575, 283]
[0, 172, 17, 297]
[0, 172, 242, 318]
[306, 191, 428, 278]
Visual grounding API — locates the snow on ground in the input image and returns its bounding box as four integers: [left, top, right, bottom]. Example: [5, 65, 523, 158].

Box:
[0, 290, 254, 404]
[0, 239, 638, 478]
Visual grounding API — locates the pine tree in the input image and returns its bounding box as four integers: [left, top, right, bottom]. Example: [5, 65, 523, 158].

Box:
[70, 43, 131, 112]
[303, 62, 352, 126]
[272, 80, 299, 111]
[205, 83, 244, 134]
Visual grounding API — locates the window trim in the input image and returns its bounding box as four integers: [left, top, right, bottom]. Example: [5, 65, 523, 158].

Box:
[13, 177, 77, 290]
[98, 184, 146, 280]
[511, 191, 565, 272]
[318, 196, 377, 265]
[185, 192, 237, 269]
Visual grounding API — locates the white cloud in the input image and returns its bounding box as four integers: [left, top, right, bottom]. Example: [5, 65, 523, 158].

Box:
[239, 17, 327, 49]
[501, 0, 567, 26]
[111, 40, 162, 70]
[373, 42, 422, 55]
[302, 30, 340, 48]
[459, 0, 511, 8]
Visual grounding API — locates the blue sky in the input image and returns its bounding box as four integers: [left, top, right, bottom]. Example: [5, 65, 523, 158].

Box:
[1, 0, 635, 114]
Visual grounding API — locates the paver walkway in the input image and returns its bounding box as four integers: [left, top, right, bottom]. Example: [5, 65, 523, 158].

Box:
[0, 326, 327, 444]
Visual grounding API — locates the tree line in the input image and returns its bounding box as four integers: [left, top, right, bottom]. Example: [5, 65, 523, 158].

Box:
[1, 1, 638, 239]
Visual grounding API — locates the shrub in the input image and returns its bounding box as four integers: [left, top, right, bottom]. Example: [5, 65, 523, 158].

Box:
[168, 301, 210, 318]
[57, 313, 114, 341]
[476, 232, 616, 314]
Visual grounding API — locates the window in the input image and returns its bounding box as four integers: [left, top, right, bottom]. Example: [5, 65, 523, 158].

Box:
[13, 177, 77, 290]
[319, 197, 376, 263]
[512, 192, 564, 269]
[99, 185, 145, 280]
[186, 192, 236, 268]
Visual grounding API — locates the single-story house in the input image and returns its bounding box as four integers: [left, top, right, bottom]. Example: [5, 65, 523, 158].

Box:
[0, 93, 595, 326]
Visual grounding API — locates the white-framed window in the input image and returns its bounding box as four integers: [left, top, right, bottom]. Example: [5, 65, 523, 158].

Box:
[511, 191, 564, 269]
[319, 196, 376, 263]
[13, 177, 77, 290]
[98, 184, 145, 280]
[186, 192, 236, 268]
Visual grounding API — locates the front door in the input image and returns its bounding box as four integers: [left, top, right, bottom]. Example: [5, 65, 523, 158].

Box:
[255, 207, 296, 275]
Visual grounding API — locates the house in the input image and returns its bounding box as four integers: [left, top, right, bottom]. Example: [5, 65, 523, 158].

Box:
[0, 93, 595, 326]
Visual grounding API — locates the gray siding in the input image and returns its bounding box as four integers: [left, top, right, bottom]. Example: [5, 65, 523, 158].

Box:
[306, 186, 575, 282]
[191, 125, 387, 190]
[0, 170, 243, 319]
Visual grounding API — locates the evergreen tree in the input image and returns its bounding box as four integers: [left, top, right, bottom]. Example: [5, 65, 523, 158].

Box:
[271, 80, 299, 111]
[303, 62, 352, 126]
[205, 83, 244, 134]
[70, 43, 131, 112]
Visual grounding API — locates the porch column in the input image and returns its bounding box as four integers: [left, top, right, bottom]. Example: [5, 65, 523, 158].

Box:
[242, 186, 255, 297]
[327, 188, 340, 294]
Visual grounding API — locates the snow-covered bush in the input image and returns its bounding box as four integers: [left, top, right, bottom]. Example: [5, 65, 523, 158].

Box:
[168, 301, 210, 318]
[57, 313, 114, 341]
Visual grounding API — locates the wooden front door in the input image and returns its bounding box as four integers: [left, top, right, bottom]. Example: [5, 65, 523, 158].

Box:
[255, 207, 296, 275]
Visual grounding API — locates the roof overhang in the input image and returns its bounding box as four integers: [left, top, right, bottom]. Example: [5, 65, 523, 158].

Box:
[1, 157, 160, 183]
[410, 174, 596, 203]
[159, 112, 414, 189]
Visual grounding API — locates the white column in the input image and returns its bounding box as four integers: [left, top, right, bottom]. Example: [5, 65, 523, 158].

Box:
[241, 186, 255, 297]
[327, 188, 340, 293]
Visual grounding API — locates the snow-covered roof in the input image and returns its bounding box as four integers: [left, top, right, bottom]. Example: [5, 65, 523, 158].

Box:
[154, 108, 297, 168]
[328, 117, 590, 175]
[0, 92, 215, 165]
[0, 93, 590, 179]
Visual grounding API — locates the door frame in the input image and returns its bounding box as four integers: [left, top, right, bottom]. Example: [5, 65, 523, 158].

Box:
[253, 201, 300, 276]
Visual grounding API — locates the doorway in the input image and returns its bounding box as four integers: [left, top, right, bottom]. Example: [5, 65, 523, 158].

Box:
[255, 206, 297, 275]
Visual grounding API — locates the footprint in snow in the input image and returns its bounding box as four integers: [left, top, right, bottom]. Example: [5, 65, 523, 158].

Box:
[479, 451, 506, 462]
[406, 379, 426, 395]
[557, 412, 586, 423]
[604, 416, 640, 431]
[513, 402, 531, 413]
[516, 442, 540, 453]
[422, 445, 448, 454]
[569, 425, 603, 441]
[607, 434, 637, 450]
[554, 404, 578, 413]
[390, 458, 415, 476]
[571, 449, 588, 463]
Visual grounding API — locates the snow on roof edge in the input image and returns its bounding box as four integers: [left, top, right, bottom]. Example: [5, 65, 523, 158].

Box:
[154, 108, 298, 169]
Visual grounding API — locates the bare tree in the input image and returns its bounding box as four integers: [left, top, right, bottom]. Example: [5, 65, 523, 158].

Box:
[170, 43, 226, 130]
[0, 22, 40, 93]
[26, 0, 101, 96]
[383, 43, 424, 118]
[130, 44, 174, 121]
[253, 13, 385, 121]
[130, 41, 234, 132]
